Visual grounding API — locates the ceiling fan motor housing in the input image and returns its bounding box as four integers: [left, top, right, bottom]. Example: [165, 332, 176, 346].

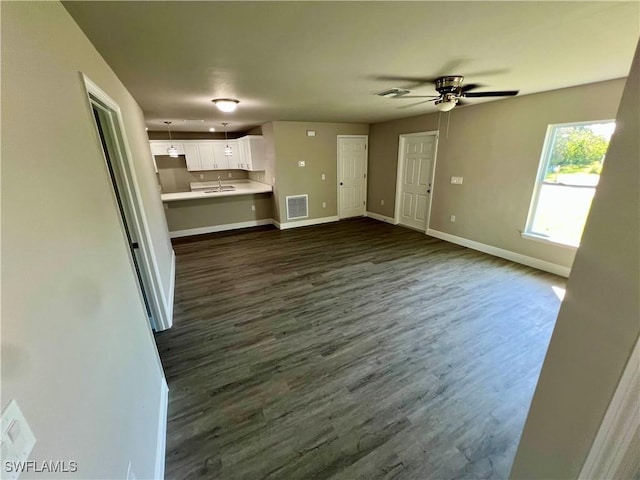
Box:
[435, 75, 465, 94]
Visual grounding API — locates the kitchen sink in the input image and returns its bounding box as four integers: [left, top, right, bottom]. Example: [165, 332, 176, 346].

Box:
[203, 186, 236, 193]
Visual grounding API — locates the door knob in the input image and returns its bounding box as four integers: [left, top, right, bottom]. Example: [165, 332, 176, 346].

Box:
[340, 182, 343, 186]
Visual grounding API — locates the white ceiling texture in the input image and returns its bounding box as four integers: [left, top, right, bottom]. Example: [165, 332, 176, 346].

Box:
[64, 1, 640, 131]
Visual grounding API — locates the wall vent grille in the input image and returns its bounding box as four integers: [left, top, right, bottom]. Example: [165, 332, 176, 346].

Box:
[286, 194, 309, 220]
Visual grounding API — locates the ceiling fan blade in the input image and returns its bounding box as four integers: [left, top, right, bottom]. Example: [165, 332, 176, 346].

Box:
[460, 83, 484, 93]
[376, 75, 437, 83]
[463, 90, 519, 97]
[463, 68, 510, 78]
[398, 99, 438, 109]
[397, 95, 440, 99]
[375, 75, 439, 89]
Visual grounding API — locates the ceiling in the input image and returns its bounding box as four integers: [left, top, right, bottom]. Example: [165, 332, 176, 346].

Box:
[64, 1, 639, 132]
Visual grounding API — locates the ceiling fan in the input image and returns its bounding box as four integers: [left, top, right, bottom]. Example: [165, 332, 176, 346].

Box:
[378, 75, 519, 111]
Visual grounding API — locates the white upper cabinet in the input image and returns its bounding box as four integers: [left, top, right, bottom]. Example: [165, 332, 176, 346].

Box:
[198, 143, 217, 170]
[213, 140, 238, 170]
[238, 136, 266, 171]
[149, 142, 185, 156]
[149, 137, 265, 171]
[182, 143, 202, 171]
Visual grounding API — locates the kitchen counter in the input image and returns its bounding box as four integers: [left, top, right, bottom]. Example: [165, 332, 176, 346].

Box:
[161, 180, 272, 202]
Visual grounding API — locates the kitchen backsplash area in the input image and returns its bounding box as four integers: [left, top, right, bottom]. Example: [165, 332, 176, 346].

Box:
[155, 155, 249, 193]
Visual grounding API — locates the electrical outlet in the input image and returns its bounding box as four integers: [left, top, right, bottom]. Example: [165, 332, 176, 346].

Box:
[322, 202, 327, 208]
[228, 173, 232, 178]
[163, 203, 168, 210]
[380, 200, 385, 206]
[321, 174, 326, 180]
[450, 215, 456, 222]
[451, 176, 463, 185]
[199, 174, 204, 180]
[298, 160, 306, 167]
[251, 205, 256, 211]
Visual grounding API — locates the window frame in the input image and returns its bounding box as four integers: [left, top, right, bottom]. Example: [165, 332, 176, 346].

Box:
[523, 119, 615, 249]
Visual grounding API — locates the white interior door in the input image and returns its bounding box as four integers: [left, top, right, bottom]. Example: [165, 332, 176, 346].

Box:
[395, 133, 437, 231]
[338, 136, 368, 219]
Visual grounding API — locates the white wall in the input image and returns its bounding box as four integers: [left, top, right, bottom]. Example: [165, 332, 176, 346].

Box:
[510, 40, 640, 479]
[1, 2, 169, 478]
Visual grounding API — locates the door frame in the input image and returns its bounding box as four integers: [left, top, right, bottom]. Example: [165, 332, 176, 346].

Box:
[81, 73, 172, 331]
[337, 135, 369, 219]
[394, 131, 439, 231]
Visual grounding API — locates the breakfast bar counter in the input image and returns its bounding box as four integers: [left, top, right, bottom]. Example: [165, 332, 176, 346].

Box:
[160, 180, 272, 203]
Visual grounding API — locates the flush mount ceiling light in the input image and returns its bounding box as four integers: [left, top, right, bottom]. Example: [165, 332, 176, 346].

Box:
[212, 98, 239, 113]
[164, 121, 179, 157]
[209, 127, 216, 132]
[222, 122, 232, 157]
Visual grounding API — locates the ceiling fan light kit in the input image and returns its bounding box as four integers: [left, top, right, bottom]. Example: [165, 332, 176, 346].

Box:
[212, 98, 239, 113]
[435, 94, 458, 112]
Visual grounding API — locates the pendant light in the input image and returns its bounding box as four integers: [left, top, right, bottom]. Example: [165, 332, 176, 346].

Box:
[222, 122, 232, 157]
[164, 121, 179, 158]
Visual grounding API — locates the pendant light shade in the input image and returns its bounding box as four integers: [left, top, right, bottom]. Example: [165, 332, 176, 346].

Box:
[212, 98, 239, 113]
[222, 122, 232, 157]
[164, 121, 179, 158]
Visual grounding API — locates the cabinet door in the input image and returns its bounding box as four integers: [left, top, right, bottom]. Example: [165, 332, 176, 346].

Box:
[198, 143, 216, 170]
[243, 139, 253, 170]
[247, 137, 266, 171]
[150, 142, 169, 156]
[150, 142, 185, 156]
[183, 143, 202, 171]
[213, 142, 233, 170]
[228, 140, 239, 169]
[234, 139, 243, 169]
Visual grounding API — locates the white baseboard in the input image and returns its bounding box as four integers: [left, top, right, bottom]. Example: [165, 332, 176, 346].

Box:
[276, 216, 339, 230]
[169, 219, 273, 238]
[426, 228, 571, 277]
[365, 211, 397, 224]
[155, 379, 169, 480]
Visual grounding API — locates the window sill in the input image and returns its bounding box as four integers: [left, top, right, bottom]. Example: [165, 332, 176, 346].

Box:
[521, 232, 579, 249]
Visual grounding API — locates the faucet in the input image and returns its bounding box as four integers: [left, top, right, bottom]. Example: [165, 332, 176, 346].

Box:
[217, 175, 222, 190]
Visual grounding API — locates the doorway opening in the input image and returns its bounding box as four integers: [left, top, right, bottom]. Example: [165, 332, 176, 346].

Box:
[83, 75, 171, 331]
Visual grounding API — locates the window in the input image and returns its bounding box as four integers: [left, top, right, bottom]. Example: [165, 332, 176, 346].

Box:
[524, 120, 615, 248]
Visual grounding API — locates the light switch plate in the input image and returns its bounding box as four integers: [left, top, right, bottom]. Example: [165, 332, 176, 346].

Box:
[451, 176, 463, 184]
[2, 400, 36, 480]
[298, 161, 306, 167]
[306, 130, 316, 137]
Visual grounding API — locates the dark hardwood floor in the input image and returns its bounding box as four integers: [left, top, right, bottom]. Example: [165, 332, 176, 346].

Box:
[155, 218, 564, 480]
